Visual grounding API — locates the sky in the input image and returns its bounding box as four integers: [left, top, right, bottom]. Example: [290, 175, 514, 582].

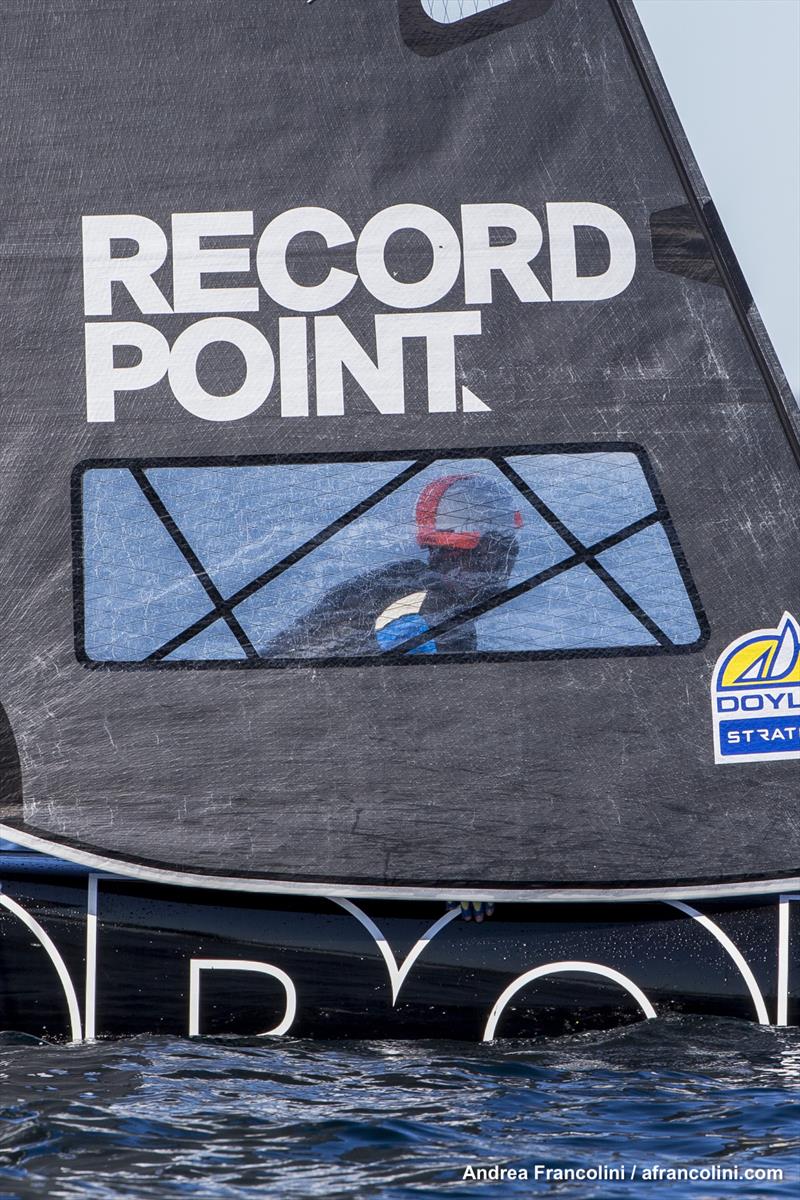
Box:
[634, 0, 800, 400]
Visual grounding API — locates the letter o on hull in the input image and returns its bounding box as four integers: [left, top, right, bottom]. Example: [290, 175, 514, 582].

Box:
[483, 960, 656, 1040]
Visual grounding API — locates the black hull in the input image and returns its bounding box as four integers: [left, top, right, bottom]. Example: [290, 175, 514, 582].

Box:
[0, 853, 796, 1042]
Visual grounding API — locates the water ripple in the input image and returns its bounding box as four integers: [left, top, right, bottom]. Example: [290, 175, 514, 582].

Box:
[0, 1017, 798, 1198]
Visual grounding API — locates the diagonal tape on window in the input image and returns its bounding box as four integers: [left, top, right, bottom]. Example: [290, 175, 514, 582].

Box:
[398, 0, 556, 57]
[73, 445, 708, 670]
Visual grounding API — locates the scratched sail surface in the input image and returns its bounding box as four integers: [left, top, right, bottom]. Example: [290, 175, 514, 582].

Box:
[0, 0, 797, 890]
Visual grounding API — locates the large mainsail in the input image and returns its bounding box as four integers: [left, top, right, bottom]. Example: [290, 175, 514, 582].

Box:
[0, 0, 797, 893]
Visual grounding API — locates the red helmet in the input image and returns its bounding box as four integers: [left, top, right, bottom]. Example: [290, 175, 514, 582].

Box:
[415, 473, 523, 550]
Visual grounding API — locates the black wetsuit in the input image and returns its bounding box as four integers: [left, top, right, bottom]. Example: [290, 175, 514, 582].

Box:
[262, 559, 479, 658]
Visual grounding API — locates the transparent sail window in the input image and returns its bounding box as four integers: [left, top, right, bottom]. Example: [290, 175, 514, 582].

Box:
[75, 448, 707, 667]
[422, 0, 514, 24]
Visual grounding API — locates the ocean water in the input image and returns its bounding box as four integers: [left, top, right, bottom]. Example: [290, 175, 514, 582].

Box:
[0, 1018, 798, 1199]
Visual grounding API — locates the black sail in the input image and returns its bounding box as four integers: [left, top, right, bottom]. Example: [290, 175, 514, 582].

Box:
[0, 0, 797, 894]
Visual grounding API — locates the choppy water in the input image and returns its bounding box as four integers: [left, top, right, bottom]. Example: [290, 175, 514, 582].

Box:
[1, 1018, 798, 1199]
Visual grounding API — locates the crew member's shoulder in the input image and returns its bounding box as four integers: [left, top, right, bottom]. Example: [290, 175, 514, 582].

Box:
[373, 558, 432, 587]
[327, 558, 432, 596]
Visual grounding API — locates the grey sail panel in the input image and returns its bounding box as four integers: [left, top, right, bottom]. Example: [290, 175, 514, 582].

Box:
[0, 0, 797, 891]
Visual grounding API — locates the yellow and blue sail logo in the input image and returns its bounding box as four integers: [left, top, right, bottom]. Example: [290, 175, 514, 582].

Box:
[712, 613, 800, 764]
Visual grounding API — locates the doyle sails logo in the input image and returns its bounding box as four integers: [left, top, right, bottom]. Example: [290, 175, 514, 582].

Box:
[81, 203, 636, 423]
[712, 613, 800, 764]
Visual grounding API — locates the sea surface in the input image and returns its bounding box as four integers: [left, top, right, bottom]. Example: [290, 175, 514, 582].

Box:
[0, 1018, 798, 1199]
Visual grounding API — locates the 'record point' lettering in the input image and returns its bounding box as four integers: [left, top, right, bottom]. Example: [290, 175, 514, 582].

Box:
[82, 203, 637, 422]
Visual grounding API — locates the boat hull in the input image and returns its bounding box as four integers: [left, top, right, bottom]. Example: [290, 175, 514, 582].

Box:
[0, 854, 795, 1041]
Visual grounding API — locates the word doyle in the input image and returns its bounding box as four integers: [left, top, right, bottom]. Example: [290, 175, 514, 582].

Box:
[82, 203, 636, 423]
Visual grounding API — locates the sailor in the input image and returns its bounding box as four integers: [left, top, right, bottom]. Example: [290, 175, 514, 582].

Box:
[263, 473, 523, 658]
[447, 900, 496, 923]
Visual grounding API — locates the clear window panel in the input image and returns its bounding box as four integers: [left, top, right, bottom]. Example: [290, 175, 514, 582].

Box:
[77, 448, 705, 666]
[422, 1, 515, 25]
